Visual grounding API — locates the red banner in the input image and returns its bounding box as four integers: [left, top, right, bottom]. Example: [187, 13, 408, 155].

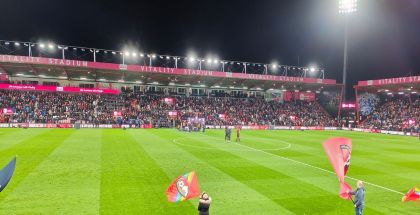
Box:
[0, 55, 336, 85]
[2, 108, 13, 115]
[113, 111, 123, 117]
[284, 91, 316, 102]
[0, 84, 119, 94]
[168, 111, 177, 117]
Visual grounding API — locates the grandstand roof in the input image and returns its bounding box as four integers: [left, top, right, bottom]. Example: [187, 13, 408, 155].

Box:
[0, 54, 340, 91]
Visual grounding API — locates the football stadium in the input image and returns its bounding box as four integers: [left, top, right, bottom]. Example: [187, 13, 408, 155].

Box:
[0, 0, 420, 214]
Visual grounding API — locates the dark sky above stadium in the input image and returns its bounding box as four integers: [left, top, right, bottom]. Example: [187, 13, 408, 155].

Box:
[1, 0, 420, 99]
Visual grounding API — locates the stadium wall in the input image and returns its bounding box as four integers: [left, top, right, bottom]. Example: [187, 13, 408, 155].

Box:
[1, 123, 417, 137]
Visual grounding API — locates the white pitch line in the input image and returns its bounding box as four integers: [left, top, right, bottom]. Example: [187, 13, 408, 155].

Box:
[237, 143, 404, 195]
[172, 138, 291, 151]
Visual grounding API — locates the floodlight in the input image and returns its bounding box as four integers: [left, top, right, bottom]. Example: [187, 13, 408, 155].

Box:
[271, 64, 278, 69]
[339, 0, 357, 14]
[39, 43, 45, 49]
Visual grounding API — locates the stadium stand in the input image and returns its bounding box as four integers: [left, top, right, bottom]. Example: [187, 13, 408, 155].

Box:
[356, 76, 420, 133]
[361, 95, 419, 132]
[0, 89, 335, 127]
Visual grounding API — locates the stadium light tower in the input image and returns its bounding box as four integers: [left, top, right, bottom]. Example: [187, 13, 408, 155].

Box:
[339, 0, 357, 100]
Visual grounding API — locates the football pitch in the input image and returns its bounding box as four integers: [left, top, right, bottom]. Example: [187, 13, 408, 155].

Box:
[0, 128, 418, 215]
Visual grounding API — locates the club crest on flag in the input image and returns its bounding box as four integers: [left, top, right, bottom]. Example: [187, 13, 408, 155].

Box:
[340, 144, 351, 175]
[176, 177, 189, 197]
[166, 171, 200, 202]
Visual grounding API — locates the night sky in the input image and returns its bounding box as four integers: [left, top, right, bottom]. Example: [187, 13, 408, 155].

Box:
[1, 0, 420, 100]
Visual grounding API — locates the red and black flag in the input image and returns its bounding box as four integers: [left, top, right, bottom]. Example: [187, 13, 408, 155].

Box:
[322, 137, 353, 200]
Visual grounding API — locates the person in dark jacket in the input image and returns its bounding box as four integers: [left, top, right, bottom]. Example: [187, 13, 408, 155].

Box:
[349, 180, 365, 215]
[198, 192, 211, 215]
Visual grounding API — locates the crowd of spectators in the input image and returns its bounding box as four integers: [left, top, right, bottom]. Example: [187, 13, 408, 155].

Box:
[0, 89, 336, 127]
[358, 93, 380, 117]
[363, 96, 420, 132]
[0, 90, 117, 124]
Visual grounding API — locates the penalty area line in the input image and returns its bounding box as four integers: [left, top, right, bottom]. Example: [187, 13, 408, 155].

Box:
[237, 143, 404, 195]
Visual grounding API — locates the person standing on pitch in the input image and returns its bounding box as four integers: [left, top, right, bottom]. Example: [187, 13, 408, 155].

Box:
[198, 192, 212, 215]
[349, 180, 365, 215]
[225, 126, 229, 142]
[235, 126, 241, 143]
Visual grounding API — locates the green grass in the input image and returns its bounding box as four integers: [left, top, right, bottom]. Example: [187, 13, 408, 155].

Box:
[0, 128, 419, 214]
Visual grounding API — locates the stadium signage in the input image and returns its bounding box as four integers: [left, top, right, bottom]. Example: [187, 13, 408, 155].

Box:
[244, 74, 304, 82]
[0, 55, 337, 85]
[183, 69, 213, 76]
[0, 83, 119, 94]
[138, 66, 176, 74]
[0, 55, 88, 68]
[358, 76, 420, 86]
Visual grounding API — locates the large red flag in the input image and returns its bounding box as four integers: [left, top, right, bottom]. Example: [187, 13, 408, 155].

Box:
[322, 137, 353, 200]
[166, 171, 200, 202]
[402, 187, 420, 203]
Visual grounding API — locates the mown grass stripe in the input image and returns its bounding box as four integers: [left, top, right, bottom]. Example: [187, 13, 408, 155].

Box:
[0, 129, 76, 213]
[181, 130, 397, 214]
[134, 129, 295, 215]
[99, 129, 195, 215]
[0, 128, 50, 152]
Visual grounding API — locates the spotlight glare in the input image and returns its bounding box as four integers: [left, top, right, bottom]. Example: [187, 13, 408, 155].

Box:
[14, 42, 20, 46]
[271, 63, 278, 69]
[48, 43, 54, 49]
[39, 43, 45, 49]
[339, 0, 358, 14]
